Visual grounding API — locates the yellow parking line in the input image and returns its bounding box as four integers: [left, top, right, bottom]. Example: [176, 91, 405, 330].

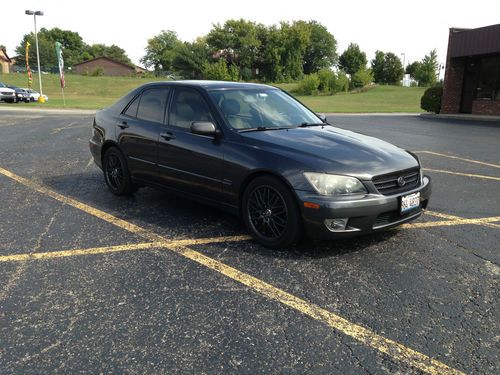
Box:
[423, 168, 500, 181]
[172, 244, 464, 375]
[425, 211, 500, 229]
[0, 166, 464, 374]
[416, 151, 500, 169]
[0, 235, 250, 263]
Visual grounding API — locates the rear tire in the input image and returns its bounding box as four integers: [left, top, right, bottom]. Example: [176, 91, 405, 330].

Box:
[102, 147, 138, 196]
[242, 175, 302, 248]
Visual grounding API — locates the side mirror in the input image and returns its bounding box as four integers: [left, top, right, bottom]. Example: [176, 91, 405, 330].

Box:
[317, 113, 327, 123]
[191, 121, 217, 136]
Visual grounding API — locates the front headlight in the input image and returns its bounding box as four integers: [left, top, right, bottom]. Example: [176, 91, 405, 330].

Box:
[304, 173, 367, 195]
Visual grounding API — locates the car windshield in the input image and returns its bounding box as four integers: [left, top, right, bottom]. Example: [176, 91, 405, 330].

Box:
[209, 89, 322, 130]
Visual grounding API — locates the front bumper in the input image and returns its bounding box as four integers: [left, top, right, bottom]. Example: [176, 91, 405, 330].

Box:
[296, 176, 432, 239]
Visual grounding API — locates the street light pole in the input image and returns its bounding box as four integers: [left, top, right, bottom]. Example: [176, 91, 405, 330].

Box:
[25, 10, 44, 102]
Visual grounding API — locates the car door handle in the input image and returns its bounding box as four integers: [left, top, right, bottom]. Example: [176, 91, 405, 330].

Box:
[160, 132, 175, 141]
[117, 121, 129, 129]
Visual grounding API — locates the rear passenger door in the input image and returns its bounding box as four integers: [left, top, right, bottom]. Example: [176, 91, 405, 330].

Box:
[117, 87, 170, 182]
[156, 87, 224, 201]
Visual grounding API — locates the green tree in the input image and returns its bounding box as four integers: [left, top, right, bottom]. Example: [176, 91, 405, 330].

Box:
[414, 49, 439, 87]
[405, 61, 422, 79]
[172, 38, 211, 79]
[371, 51, 404, 84]
[16, 28, 131, 69]
[141, 30, 182, 72]
[254, 24, 284, 82]
[84, 44, 132, 65]
[206, 19, 260, 79]
[371, 50, 385, 84]
[302, 21, 337, 74]
[279, 21, 311, 80]
[339, 43, 367, 76]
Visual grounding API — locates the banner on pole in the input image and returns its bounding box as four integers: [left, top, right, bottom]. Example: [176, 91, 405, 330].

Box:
[55, 42, 65, 89]
[25, 42, 33, 89]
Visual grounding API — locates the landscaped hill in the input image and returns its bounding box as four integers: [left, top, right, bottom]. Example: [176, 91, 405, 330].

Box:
[0, 73, 425, 112]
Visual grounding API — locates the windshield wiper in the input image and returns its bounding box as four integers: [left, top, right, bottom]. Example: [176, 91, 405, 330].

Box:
[298, 122, 327, 127]
[239, 126, 294, 133]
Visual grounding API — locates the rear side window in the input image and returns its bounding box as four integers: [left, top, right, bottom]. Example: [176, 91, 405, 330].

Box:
[136, 88, 169, 123]
[123, 95, 140, 117]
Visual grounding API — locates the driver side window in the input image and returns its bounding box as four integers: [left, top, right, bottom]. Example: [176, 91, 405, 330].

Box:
[169, 88, 213, 129]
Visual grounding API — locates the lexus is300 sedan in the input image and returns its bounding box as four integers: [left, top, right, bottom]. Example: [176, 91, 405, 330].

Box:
[89, 81, 431, 248]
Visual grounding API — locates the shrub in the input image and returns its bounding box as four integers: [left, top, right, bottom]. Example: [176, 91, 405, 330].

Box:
[335, 71, 349, 93]
[297, 73, 320, 95]
[202, 59, 239, 81]
[420, 85, 443, 113]
[317, 68, 336, 94]
[91, 67, 104, 77]
[350, 68, 373, 89]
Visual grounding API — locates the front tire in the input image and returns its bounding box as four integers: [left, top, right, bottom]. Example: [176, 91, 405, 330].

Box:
[102, 147, 138, 196]
[242, 175, 302, 248]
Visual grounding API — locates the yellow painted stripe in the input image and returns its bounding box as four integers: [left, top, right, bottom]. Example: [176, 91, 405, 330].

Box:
[402, 218, 500, 229]
[423, 168, 500, 181]
[0, 166, 165, 242]
[416, 151, 500, 169]
[172, 244, 465, 375]
[0, 235, 250, 263]
[0, 166, 464, 374]
[425, 211, 500, 229]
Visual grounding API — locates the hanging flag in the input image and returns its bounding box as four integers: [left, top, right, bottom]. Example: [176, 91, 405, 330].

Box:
[55, 42, 65, 88]
[26, 42, 33, 89]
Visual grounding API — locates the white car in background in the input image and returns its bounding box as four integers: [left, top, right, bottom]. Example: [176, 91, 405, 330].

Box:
[24, 88, 49, 102]
[0, 82, 16, 103]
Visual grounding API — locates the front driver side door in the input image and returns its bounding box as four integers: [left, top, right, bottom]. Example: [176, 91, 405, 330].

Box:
[156, 87, 224, 202]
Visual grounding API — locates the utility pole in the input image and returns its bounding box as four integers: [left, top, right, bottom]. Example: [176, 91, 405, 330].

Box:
[25, 10, 44, 102]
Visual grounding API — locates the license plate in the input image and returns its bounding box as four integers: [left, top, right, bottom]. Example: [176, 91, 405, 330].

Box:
[400, 192, 420, 214]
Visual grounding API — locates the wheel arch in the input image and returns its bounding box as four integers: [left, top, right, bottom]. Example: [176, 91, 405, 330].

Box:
[100, 140, 121, 165]
[238, 169, 301, 214]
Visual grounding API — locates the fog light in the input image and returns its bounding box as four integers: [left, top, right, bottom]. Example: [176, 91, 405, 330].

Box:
[324, 218, 349, 232]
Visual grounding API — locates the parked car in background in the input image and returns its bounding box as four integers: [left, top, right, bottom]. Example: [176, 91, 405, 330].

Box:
[24, 89, 48, 102]
[0, 82, 16, 103]
[7, 86, 30, 103]
[89, 81, 431, 248]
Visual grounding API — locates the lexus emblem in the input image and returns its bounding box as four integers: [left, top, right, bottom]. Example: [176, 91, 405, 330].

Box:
[397, 176, 406, 187]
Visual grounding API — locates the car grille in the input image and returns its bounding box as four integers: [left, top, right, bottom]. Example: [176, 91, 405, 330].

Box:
[1, 91, 14, 96]
[372, 168, 420, 195]
[373, 207, 421, 228]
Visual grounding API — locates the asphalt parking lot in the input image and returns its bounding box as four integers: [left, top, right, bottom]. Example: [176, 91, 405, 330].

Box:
[0, 108, 498, 374]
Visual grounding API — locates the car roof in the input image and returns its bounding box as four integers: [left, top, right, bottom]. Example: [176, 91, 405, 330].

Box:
[142, 80, 277, 91]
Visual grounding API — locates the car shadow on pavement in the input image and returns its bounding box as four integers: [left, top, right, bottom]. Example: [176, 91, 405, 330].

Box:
[41, 171, 399, 258]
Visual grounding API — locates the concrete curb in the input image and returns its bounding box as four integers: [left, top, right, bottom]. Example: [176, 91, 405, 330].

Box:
[420, 113, 500, 123]
[0, 106, 97, 115]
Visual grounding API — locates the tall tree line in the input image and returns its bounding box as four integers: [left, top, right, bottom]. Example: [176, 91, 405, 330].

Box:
[141, 19, 338, 82]
[15, 28, 132, 69]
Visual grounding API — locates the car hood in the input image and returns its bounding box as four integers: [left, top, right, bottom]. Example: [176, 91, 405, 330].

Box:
[240, 125, 419, 180]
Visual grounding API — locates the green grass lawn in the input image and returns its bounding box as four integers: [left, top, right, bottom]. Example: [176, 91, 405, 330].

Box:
[0, 73, 425, 112]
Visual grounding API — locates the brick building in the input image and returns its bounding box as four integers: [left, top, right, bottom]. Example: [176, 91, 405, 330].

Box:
[73, 57, 147, 76]
[441, 24, 500, 116]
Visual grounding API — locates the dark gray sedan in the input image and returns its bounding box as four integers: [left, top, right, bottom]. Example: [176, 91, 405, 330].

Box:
[89, 81, 431, 248]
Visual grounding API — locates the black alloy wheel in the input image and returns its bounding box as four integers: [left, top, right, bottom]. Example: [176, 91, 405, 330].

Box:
[242, 175, 302, 248]
[103, 147, 137, 195]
